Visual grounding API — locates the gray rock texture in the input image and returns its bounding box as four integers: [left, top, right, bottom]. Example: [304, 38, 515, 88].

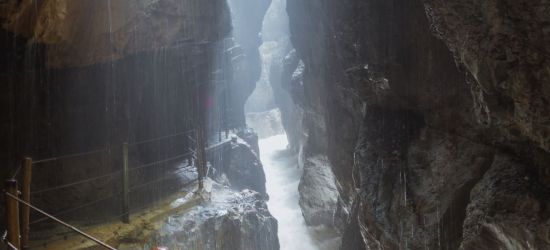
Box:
[298, 155, 338, 227]
[279, 0, 550, 249]
[1, 0, 231, 68]
[225, 137, 266, 195]
[227, 0, 272, 127]
[0, 0, 266, 234]
[142, 183, 279, 250]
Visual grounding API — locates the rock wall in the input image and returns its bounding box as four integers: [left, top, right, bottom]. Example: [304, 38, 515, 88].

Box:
[0, 0, 241, 229]
[283, 0, 550, 249]
[1, 0, 231, 68]
[245, 0, 291, 114]
[298, 154, 338, 227]
[227, 0, 272, 127]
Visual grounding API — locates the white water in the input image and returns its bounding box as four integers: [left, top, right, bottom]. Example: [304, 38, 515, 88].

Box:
[260, 135, 339, 250]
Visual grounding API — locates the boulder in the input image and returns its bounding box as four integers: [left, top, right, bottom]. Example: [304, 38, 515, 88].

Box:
[298, 155, 338, 227]
[214, 136, 266, 195]
[148, 183, 279, 250]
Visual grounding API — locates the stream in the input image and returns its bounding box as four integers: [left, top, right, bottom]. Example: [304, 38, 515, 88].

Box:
[260, 134, 339, 250]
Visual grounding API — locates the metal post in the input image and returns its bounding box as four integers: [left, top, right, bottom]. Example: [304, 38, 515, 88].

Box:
[5, 179, 21, 249]
[122, 143, 130, 223]
[21, 157, 32, 249]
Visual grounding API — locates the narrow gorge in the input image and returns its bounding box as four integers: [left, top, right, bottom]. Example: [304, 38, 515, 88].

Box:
[1, 0, 549, 250]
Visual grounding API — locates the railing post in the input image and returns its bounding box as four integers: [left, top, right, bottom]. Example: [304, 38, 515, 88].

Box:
[122, 143, 130, 223]
[5, 179, 21, 249]
[21, 157, 32, 249]
[197, 128, 206, 191]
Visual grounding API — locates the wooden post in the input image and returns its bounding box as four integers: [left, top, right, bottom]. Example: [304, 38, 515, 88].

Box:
[5, 179, 21, 249]
[196, 128, 206, 191]
[122, 143, 130, 223]
[21, 157, 32, 249]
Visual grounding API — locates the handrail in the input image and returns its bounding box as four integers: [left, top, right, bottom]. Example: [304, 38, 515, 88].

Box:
[5, 192, 117, 250]
[130, 152, 193, 172]
[5, 242, 18, 250]
[129, 166, 195, 191]
[10, 166, 21, 179]
[128, 129, 195, 146]
[128, 179, 197, 214]
[3, 130, 230, 249]
[206, 139, 231, 151]
[30, 191, 123, 225]
[29, 130, 196, 165]
[27, 146, 196, 223]
[33, 148, 109, 164]
[2, 230, 18, 250]
[31, 170, 122, 195]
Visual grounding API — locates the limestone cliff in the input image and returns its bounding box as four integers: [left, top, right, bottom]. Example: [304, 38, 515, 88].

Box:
[282, 0, 550, 249]
[227, 0, 272, 127]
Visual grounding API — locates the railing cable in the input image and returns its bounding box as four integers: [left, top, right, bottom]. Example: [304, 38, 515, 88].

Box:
[128, 179, 197, 213]
[30, 191, 123, 225]
[2, 230, 18, 250]
[130, 171, 190, 191]
[206, 139, 231, 151]
[30, 130, 195, 165]
[33, 148, 109, 165]
[5, 192, 116, 250]
[130, 152, 193, 172]
[129, 129, 195, 146]
[10, 166, 21, 179]
[31, 170, 122, 195]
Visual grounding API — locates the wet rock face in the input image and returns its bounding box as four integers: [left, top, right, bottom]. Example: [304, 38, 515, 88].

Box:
[298, 155, 338, 227]
[220, 134, 266, 194]
[352, 111, 498, 249]
[246, 0, 292, 115]
[424, 0, 550, 153]
[154, 186, 279, 250]
[274, 49, 303, 152]
[227, 0, 272, 127]
[1, 0, 231, 67]
[283, 0, 550, 249]
[461, 154, 550, 250]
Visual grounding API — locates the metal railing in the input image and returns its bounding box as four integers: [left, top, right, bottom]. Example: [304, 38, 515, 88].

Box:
[2, 129, 224, 249]
[3, 129, 233, 249]
[4, 191, 117, 250]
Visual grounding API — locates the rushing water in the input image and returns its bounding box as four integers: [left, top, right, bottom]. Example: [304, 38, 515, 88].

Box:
[260, 134, 339, 250]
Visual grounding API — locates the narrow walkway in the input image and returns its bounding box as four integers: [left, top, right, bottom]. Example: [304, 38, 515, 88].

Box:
[260, 135, 338, 250]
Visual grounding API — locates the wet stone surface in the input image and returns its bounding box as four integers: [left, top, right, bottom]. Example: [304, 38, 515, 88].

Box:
[152, 181, 279, 250]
